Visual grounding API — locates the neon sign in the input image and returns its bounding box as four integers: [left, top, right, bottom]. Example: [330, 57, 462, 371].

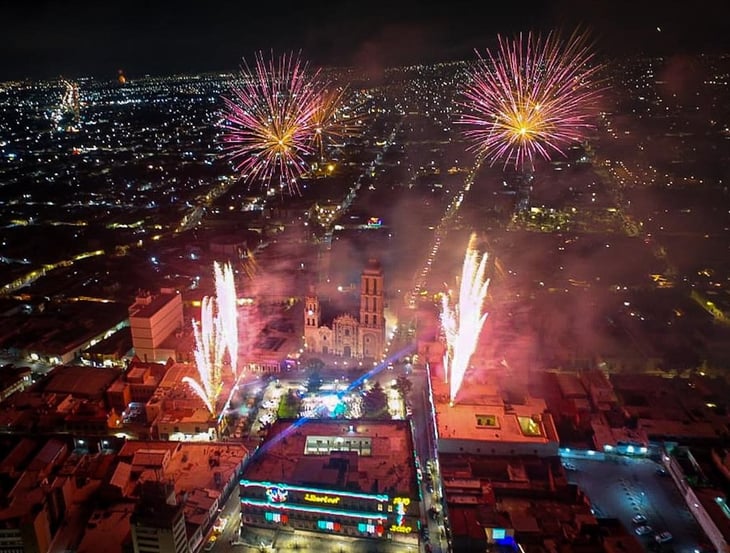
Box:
[317, 520, 342, 532]
[265, 487, 288, 503]
[390, 524, 413, 533]
[264, 512, 288, 524]
[395, 502, 406, 526]
[241, 498, 383, 520]
[304, 493, 341, 505]
[240, 480, 388, 503]
[393, 497, 411, 506]
[358, 522, 384, 536]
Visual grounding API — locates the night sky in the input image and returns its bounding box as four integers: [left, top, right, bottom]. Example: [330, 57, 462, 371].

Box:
[1, 0, 729, 80]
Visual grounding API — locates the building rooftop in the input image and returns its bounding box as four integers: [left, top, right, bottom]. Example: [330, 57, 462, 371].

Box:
[695, 488, 730, 546]
[128, 290, 180, 320]
[76, 503, 134, 553]
[116, 440, 247, 501]
[243, 419, 417, 497]
[157, 407, 212, 425]
[39, 365, 119, 400]
[431, 372, 559, 446]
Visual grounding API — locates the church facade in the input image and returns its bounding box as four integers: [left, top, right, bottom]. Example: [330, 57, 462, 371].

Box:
[304, 259, 386, 361]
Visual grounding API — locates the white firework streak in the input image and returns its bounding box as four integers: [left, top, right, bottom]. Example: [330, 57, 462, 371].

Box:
[214, 261, 239, 376]
[440, 294, 457, 384]
[183, 296, 226, 414]
[441, 234, 490, 403]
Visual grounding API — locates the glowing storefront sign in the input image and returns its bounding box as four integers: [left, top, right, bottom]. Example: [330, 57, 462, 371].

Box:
[240, 480, 388, 503]
[304, 493, 341, 505]
[241, 498, 383, 520]
[395, 501, 406, 526]
[390, 524, 413, 533]
[392, 497, 411, 506]
[265, 487, 288, 503]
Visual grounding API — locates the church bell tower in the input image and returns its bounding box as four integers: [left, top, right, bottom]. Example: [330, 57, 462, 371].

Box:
[359, 258, 385, 360]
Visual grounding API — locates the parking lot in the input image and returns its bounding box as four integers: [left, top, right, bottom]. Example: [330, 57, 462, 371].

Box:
[564, 455, 708, 551]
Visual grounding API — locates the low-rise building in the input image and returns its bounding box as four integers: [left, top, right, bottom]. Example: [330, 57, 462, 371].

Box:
[439, 453, 606, 552]
[429, 368, 560, 458]
[0, 365, 31, 401]
[240, 419, 421, 546]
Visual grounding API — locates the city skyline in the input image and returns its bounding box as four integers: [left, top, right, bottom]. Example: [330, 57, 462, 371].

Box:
[1, 0, 730, 80]
[1, 5, 730, 553]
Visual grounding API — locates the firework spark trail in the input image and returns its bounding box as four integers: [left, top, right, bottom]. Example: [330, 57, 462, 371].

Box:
[440, 294, 457, 384]
[184, 262, 239, 415]
[220, 51, 326, 194]
[214, 261, 238, 377]
[310, 86, 359, 162]
[458, 30, 604, 170]
[441, 234, 490, 404]
[184, 296, 226, 414]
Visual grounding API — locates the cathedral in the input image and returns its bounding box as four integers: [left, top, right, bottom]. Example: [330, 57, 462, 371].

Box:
[304, 259, 386, 361]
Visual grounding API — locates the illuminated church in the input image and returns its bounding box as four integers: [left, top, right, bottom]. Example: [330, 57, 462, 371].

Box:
[304, 259, 385, 361]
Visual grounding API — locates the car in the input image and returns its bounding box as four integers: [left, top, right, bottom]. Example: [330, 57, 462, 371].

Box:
[203, 535, 217, 551]
[632, 514, 648, 525]
[213, 516, 227, 534]
[654, 531, 673, 543]
[635, 525, 653, 536]
[656, 467, 668, 477]
[562, 462, 578, 471]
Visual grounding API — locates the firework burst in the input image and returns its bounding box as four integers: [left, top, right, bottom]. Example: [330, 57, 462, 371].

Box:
[458, 30, 604, 170]
[310, 86, 359, 162]
[441, 234, 490, 404]
[220, 51, 325, 194]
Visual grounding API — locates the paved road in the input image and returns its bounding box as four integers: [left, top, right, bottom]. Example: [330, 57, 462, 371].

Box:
[407, 366, 450, 553]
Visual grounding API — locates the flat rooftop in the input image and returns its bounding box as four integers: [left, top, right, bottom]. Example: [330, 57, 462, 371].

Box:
[116, 441, 248, 499]
[76, 503, 134, 553]
[129, 292, 179, 320]
[431, 370, 559, 445]
[40, 365, 119, 399]
[243, 419, 417, 497]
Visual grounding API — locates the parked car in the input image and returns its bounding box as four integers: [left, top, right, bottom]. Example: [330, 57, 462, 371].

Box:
[654, 531, 673, 543]
[632, 513, 648, 525]
[635, 525, 653, 536]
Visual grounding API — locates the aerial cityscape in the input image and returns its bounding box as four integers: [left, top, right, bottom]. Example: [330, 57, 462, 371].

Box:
[1, 2, 730, 553]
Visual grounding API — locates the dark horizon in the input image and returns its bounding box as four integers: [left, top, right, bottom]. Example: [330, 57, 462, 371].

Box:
[2, 0, 729, 81]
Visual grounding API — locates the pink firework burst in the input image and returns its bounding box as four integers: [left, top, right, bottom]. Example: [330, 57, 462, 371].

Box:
[310, 85, 362, 162]
[458, 30, 605, 171]
[220, 52, 325, 194]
